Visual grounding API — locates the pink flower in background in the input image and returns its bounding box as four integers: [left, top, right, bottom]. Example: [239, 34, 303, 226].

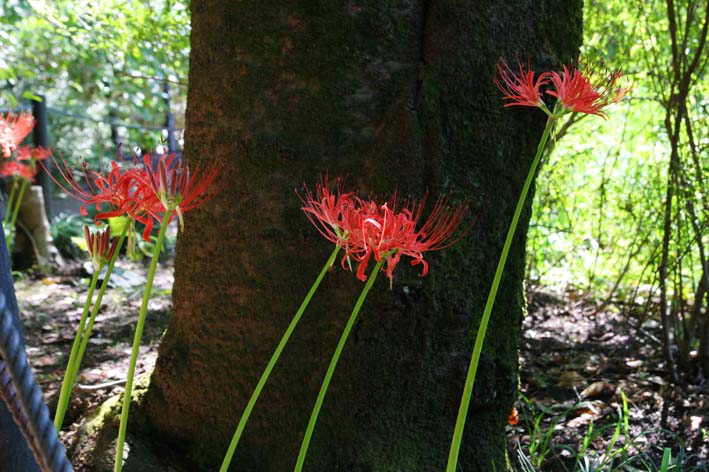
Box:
[0, 112, 35, 158]
[15, 145, 51, 161]
[0, 161, 36, 180]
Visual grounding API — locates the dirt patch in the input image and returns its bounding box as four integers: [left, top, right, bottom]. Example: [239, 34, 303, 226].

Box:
[15, 256, 178, 471]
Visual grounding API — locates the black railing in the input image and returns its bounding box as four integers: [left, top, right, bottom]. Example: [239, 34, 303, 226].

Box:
[0, 219, 73, 471]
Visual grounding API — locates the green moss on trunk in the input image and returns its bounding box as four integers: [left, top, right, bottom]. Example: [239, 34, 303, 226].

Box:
[142, 0, 582, 470]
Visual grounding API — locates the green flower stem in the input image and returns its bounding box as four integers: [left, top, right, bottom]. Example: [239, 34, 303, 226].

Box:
[5, 178, 28, 253]
[114, 211, 171, 472]
[219, 246, 341, 472]
[3, 180, 17, 225]
[9, 179, 27, 230]
[446, 114, 556, 471]
[294, 258, 385, 472]
[54, 224, 129, 431]
[53, 265, 101, 430]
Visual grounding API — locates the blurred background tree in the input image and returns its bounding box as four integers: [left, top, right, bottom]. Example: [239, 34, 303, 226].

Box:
[0, 0, 190, 168]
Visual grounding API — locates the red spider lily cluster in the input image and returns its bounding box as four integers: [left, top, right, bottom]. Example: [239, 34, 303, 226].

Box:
[0, 161, 37, 180]
[44, 151, 223, 240]
[0, 151, 50, 179]
[0, 112, 50, 180]
[495, 58, 630, 118]
[141, 153, 223, 232]
[15, 145, 51, 162]
[301, 177, 468, 283]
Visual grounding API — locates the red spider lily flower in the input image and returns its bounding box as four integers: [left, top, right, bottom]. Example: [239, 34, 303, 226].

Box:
[347, 195, 469, 282]
[0, 161, 37, 180]
[15, 146, 51, 161]
[300, 177, 469, 283]
[494, 58, 550, 109]
[0, 112, 35, 158]
[140, 153, 223, 238]
[84, 225, 120, 271]
[41, 152, 147, 224]
[547, 64, 629, 118]
[299, 175, 359, 252]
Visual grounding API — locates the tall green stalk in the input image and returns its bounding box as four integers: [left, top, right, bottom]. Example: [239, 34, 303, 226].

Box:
[219, 246, 341, 472]
[446, 114, 555, 471]
[3, 180, 17, 226]
[294, 258, 385, 471]
[54, 225, 129, 431]
[54, 265, 101, 430]
[5, 178, 28, 253]
[73, 227, 128, 372]
[114, 212, 172, 472]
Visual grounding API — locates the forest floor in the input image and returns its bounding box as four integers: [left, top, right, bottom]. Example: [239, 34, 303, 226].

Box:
[11, 258, 709, 471]
[511, 288, 708, 471]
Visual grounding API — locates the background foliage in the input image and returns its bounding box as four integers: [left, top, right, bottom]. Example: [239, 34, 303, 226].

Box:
[530, 0, 703, 294]
[0, 0, 190, 165]
[530, 0, 709, 379]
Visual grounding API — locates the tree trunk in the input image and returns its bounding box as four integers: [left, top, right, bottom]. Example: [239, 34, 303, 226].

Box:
[142, 1, 582, 470]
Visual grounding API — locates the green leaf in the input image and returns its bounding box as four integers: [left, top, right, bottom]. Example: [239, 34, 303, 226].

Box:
[659, 448, 672, 471]
[71, 235, 88, 252]
[108, 216, 130, 236]
[22, 91, 42, 101]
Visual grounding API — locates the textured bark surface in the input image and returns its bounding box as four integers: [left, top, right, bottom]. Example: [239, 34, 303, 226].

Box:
[142, 1, 582, 470]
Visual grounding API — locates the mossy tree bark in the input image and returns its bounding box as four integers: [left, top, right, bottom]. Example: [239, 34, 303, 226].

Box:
[143, 1, 582, 470]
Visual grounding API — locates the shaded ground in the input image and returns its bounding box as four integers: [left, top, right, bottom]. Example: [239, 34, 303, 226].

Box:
[12, 263, 709, 471]
[15, 256, 177, 471]
[511, 287, 709, 471]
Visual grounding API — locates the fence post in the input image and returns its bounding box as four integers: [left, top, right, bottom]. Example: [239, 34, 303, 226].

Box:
[163, 82, 178, 153]
[31, 96, 52, 219]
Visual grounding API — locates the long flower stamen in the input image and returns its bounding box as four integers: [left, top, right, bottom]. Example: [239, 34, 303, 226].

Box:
[494, 58, 550, 112]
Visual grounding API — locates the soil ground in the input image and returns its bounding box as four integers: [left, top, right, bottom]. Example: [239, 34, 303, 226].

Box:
[512, 287, 709, 471]
[11, 259, 709, 471]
